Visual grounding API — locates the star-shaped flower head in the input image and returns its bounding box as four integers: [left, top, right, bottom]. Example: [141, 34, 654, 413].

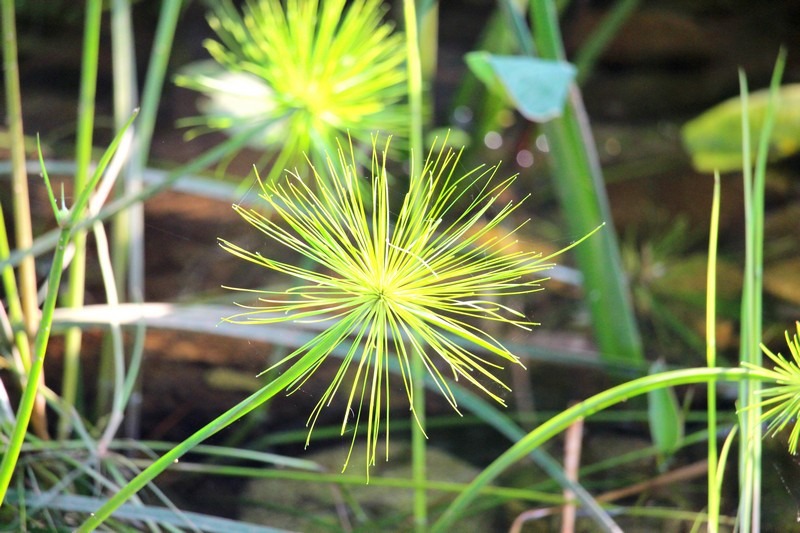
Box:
[175, 0, 408, 185]
[220, 138, 561, 472]
[743, 322, 800, 454]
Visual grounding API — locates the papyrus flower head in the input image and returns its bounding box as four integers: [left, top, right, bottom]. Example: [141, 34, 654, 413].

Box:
[220, 138, 559, 471]
[176, 0, 407, 183]
[744, 322, 800, 454]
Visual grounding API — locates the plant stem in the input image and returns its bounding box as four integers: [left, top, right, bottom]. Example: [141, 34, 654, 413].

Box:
[125, 0, 183, 302]
[0, 228, 73, 504]
[0, 0, 46, 437]
[101, 0, 182, 439]
[59, 0, 104, 439]
[1, 0, 38, 338]
[403, 0, 427, 530]
[432, 367, 755, 532]
[1, 123, 264, 275]
[411, 351, 427, 532]
[110, 0, 138, 300]
[705, 172, 721, 533]
[737, 50, 785, 533]
[528, 0, 643, 366]
[0, 111, 136, 504]
[404, 0, 424, 160]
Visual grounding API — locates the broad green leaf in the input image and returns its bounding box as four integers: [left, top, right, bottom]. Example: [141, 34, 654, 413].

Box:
[682, 84, 800, 172]
[464, 52, 576, 122]
[647, 360, 684, 467]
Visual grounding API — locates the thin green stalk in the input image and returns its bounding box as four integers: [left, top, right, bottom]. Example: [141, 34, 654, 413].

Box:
[60, 0, 104, 439]
[525, 0, 643, 365]
[737, 50, 785, 533]
[94, 0, 139, 425]
[92, 221, 127, 452]
[126, 0, 183, 301]
[499, 0, 535, 56]
[110, 0, 138, 299]
[0, 0, 47, 440]
[0, 206, 28, 371]
[103, 0, 182, 439]
[716, 425, 738, 501]
[432, 367, 755, 533]
[418, 0, 438, 120]
[403, 0, 427, 529]
[705, 172, 721, 533]
[411, 353, 427, 531]
[737, 69, 756, 533]
[0, 112, 137, 506]
[404, 0, 424, 159]
[1, 0, 38, 338]
[76, 347, 330, 531]
[447, 375, 620, 531]
[0, 228, 72, 505]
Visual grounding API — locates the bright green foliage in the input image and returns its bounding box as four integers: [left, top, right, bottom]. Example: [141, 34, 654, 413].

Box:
[744, 323, 800, 455]
[219, 138, 556, 471]
[175, 0, 408, 184]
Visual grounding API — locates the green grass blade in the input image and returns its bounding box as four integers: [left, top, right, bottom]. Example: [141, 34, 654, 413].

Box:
[1, 0, 38, 343]
[527, 0, 643, 365]
[75, 346, 336, 530]
[432, 367, 753, 532]
[447, 379, 621, 531]
[0, 113, 138, 506]
[706, 172, 721, 533]
[737, 49, 786, 533]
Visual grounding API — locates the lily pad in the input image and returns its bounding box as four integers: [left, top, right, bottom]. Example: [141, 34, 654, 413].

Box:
[681, 84, 800, 173]
[465, 52, 576, 122]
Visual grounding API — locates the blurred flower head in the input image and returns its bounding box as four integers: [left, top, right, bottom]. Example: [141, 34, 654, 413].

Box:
[219, 137, 560, 472]
[175, 0, 408, 183]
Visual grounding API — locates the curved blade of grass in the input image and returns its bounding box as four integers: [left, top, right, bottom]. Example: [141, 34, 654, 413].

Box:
[446, 376, 621, 531]
[75, 308, 370, 530]
[432, 367, 753, 532]
[572, 0, 639, 85]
